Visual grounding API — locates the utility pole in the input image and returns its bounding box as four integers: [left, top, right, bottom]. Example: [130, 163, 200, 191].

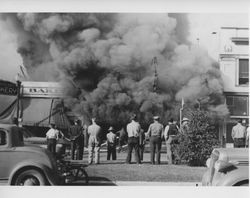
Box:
[152, 57, 158, 93]
[16, 80, 21, 126]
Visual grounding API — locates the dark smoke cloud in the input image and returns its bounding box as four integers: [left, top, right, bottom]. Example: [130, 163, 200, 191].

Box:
[0, 13, 229, 127]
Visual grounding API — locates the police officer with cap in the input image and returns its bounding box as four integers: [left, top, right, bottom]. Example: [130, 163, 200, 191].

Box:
[146, 116, 164, 165]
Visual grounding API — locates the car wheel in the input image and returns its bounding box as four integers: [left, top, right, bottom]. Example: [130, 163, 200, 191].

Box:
[14, 169, 46, 186]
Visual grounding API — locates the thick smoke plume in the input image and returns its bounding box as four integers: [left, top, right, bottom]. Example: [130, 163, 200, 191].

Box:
[0, 13, 229, 127]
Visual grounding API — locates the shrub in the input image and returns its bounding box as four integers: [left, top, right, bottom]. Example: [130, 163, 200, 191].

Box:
[176, 109, 219, 166]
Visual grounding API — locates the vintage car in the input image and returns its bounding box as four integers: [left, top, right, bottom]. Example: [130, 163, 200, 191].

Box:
[22, 127, 71, 155]
[0, 123, 61, 185]
[202, 148, 249, 186]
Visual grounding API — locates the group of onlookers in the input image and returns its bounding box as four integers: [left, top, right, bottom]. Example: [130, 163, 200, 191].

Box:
[46, 115, 249, 165]
[45, 114, 187, 165]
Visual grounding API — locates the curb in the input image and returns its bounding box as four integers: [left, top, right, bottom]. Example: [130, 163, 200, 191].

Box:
[86, 180, 201, 186]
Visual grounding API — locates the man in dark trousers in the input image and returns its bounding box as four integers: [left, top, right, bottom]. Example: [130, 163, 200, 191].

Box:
[232, 119, 246, 148]
[146, 116, 164, 165]
[138, 129, 146, 161]
[106, 126, 117, 160]
[117, 127, 127, 153]
[126, 114, 141, 164]
[69, 119, 83, 160]
[46, 123, 59, 156]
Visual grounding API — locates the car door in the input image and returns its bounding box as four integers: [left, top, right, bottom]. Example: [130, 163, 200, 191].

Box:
[0, 129, 10, 182]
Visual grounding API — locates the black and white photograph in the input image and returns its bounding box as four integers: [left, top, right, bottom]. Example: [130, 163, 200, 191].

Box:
[0, 1, 249, 197]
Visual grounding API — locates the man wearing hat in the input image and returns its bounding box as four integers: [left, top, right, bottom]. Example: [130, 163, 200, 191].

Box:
[180, 117, 189, 134]
[126, 114, 141, 164]
[69, 119, 84, 160]
[106, 126, 117, 160]
[164, 118, 179, 165]
[146, 116, 164, 165]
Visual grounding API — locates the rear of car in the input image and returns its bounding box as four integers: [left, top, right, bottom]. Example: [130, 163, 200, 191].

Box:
[202, 148, 249, 186]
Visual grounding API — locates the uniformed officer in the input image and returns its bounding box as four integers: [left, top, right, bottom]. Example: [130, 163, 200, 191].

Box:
[146, 116, 164, 165]
[87, 117, 102, 164]
[106, 126, 117, 160]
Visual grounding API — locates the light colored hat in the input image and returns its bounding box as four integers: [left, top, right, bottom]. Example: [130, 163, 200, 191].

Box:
[182, 117, 189, 122]
[108, 126, 114, 131]
[153, 116, 160, 120]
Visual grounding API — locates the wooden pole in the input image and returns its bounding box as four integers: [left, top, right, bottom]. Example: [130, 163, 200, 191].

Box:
[16, 80, 21, 126]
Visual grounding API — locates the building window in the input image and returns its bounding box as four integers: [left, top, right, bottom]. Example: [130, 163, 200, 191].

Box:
[0, 130, 7, 145]
[226, 95, 248, 116]
[238, 59, 249, 85]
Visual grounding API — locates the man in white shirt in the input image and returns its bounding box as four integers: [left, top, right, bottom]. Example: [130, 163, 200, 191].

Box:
[87, 117, 102, 164]
[46, 123, 59, 155]
[231, 119, 246, 148]
[126, 114, 141, 164]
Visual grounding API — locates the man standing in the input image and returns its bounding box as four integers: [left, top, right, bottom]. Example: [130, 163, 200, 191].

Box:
[164, 118, 178, 165]
[246, 125, 249, 148]
[138, 129, 146, 161]
[180, 117, 189, 134]
[106, 126, 117, 160]
[46, 123, 59, 156]
[69, 119, 83, 160]
[232, 119, 246, 148]
[146, 116, 164, 165]
[87, 117, 102, 164]
[126, 114, 141, 164]
[117, 127, 127, 153]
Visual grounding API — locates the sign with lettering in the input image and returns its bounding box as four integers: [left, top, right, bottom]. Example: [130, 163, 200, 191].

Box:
[0, 80, 17, 96]
[21, 81, 66, 98]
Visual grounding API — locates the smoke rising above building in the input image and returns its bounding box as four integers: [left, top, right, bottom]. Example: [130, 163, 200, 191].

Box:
[0, 13, 229, 126]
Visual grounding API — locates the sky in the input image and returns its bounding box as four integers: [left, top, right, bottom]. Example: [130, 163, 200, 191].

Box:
[0, 13, 248, 82]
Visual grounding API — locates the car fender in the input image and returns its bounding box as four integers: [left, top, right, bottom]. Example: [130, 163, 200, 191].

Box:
[216, 167, 249, 186]
[8, 160, 58, 185]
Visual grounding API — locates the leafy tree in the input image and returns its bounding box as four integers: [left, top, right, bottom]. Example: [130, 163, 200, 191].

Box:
[177, 109, 219, 166]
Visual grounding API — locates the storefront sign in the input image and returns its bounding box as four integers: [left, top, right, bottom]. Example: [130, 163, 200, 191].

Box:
[21, 82, 66, 98]
[0, 80, 17, 96]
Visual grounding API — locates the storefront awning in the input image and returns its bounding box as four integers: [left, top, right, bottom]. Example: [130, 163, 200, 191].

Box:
[0, 97, 71, 130]
[21, 98, 71, 129]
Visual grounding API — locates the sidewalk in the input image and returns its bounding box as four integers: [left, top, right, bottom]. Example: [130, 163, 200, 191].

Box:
[91, 180, 201, 186]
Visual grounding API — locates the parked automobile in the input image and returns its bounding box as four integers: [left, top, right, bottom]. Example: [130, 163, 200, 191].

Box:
[202, 148, 249, 186]
[21, 127, 71, 155]
[0, 123, 61, 185]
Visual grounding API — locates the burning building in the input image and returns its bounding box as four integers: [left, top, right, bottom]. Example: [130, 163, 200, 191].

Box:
[0, 13, 229, 132]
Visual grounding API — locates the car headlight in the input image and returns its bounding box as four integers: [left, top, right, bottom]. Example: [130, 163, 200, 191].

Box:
[206, 158, 211, 168]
